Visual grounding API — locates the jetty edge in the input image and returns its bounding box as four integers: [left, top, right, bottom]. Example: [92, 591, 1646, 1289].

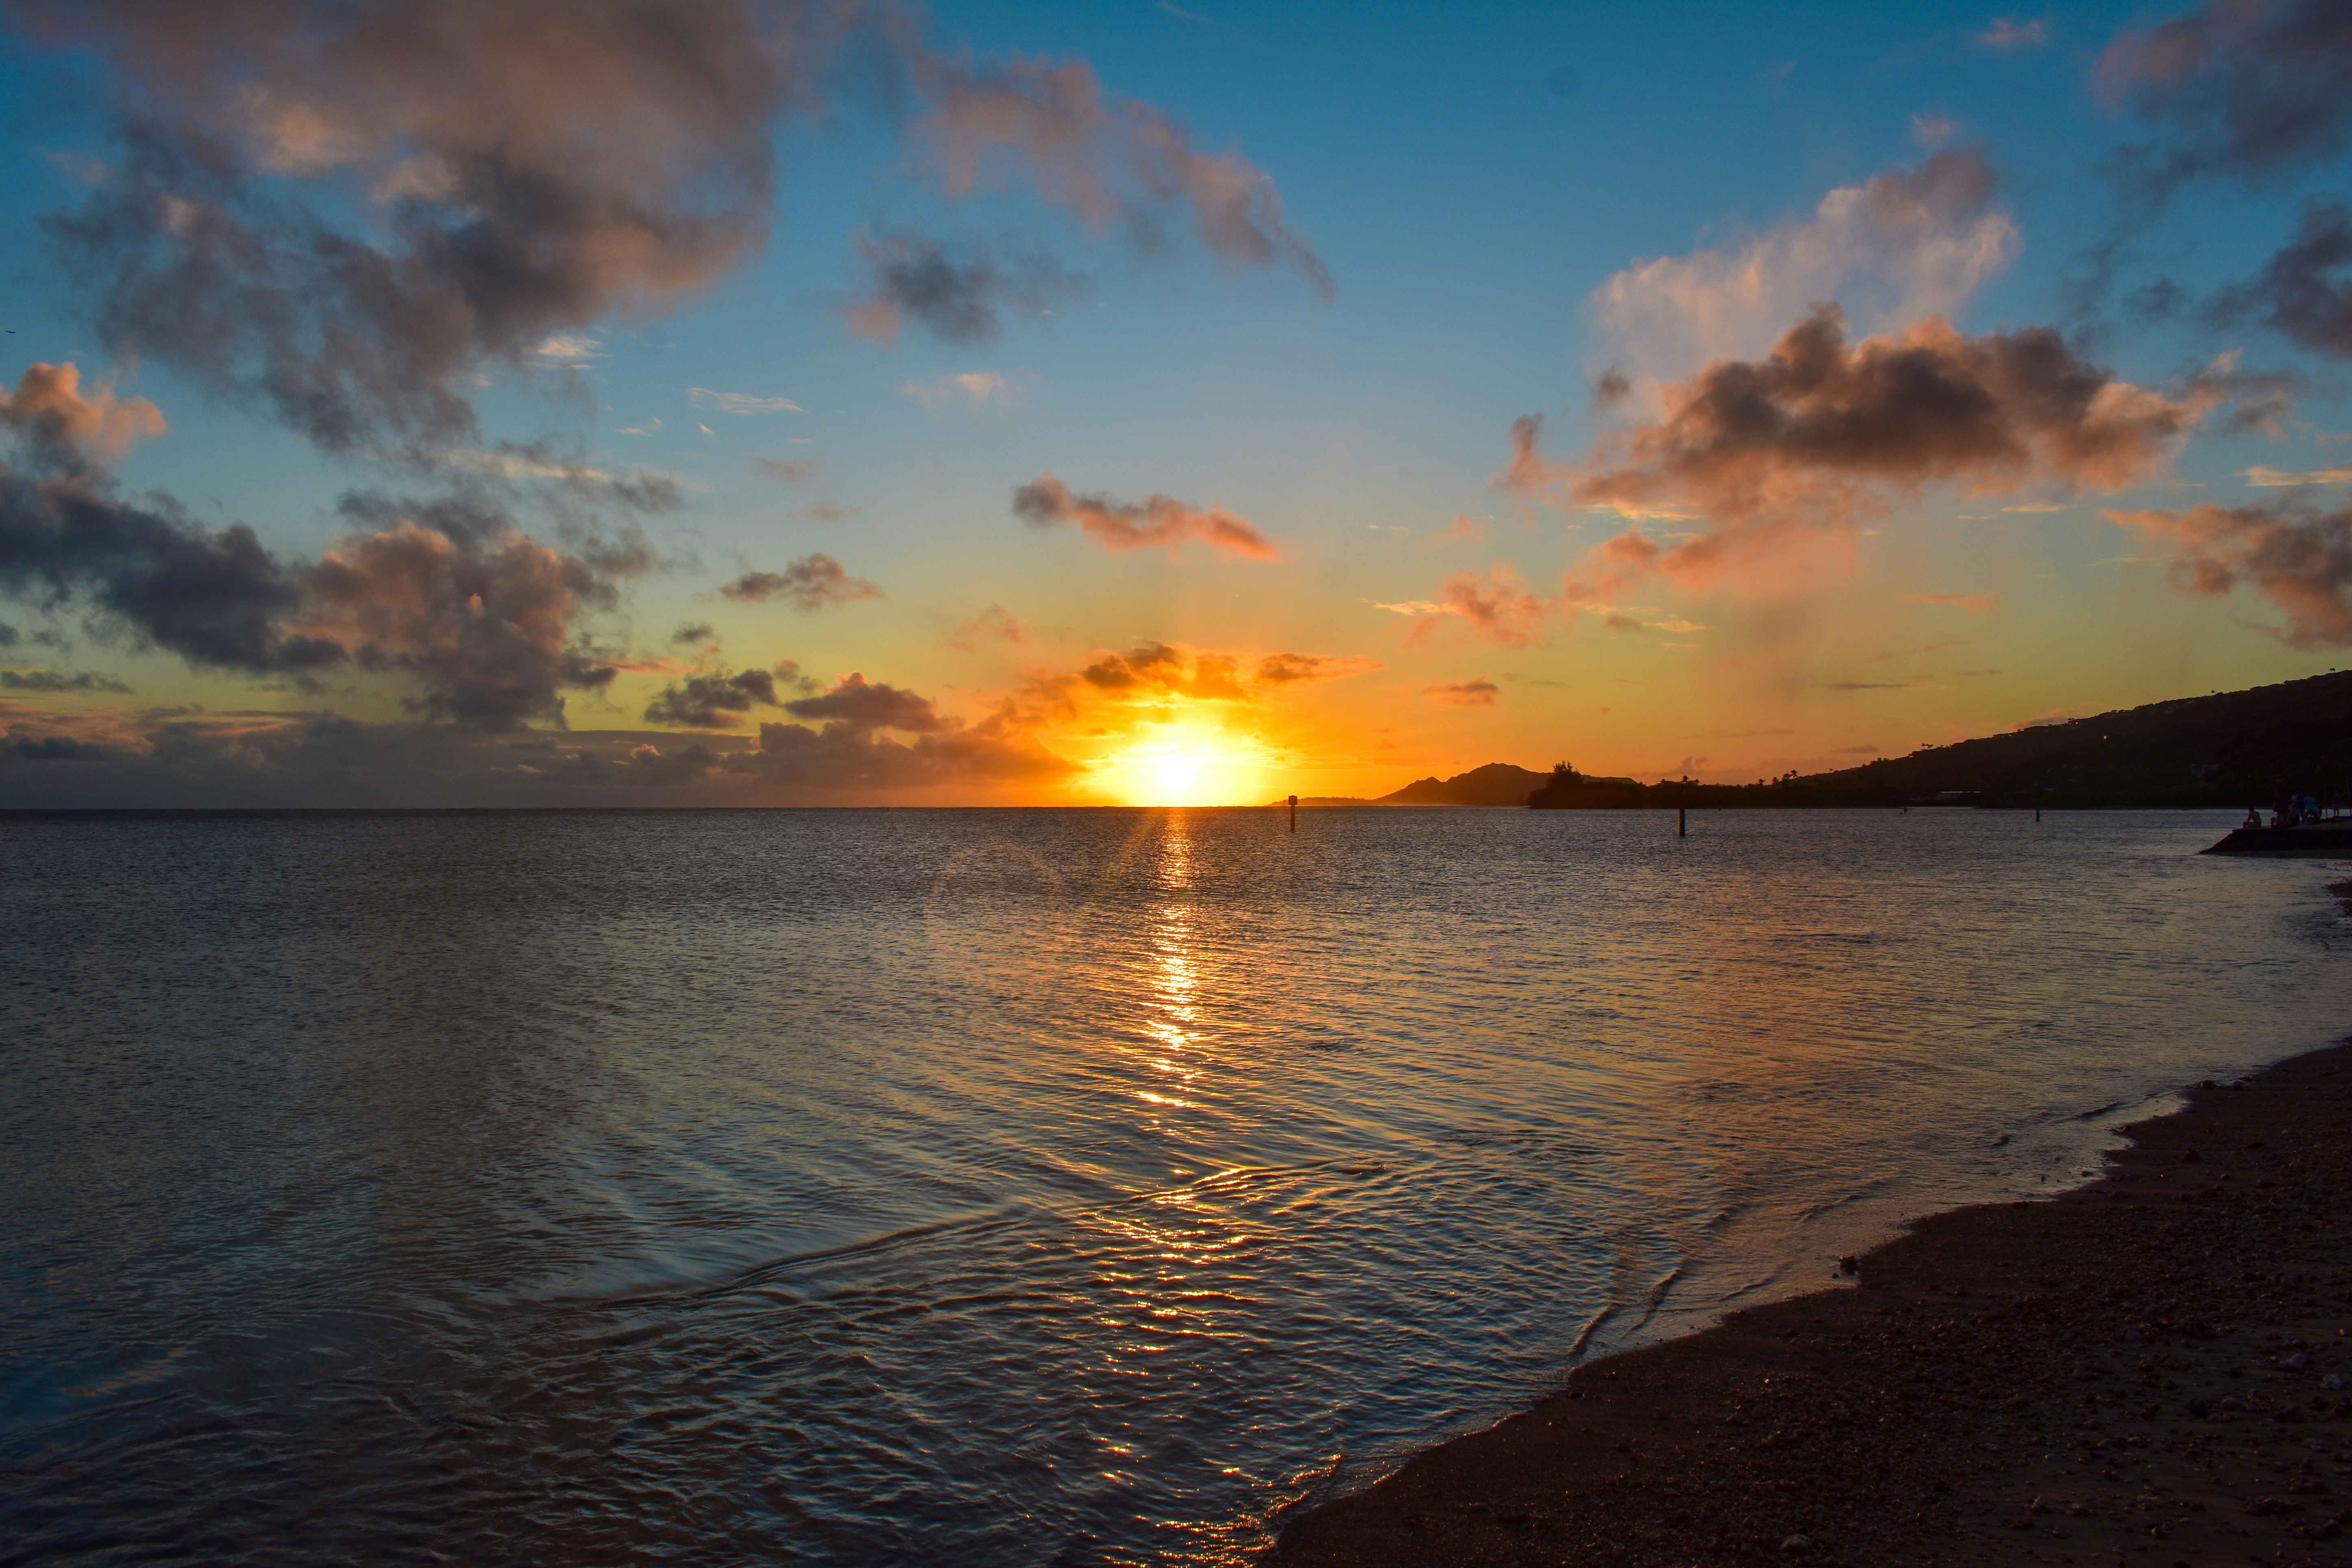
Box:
[1272, 1041, 2352, 1567]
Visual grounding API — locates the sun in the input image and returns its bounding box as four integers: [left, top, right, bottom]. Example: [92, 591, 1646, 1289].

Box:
[1095, 724, 1269, 806]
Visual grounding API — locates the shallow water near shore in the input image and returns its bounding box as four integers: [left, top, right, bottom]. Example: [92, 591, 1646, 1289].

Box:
[4, 807, 2348, 1564]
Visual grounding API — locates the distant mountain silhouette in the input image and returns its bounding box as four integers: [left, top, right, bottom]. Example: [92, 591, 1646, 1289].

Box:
[1271, 671, 2352, 811]
[1375, 762, 1554, 805]
[1269, 762, 1636, 807]
[1527, 670, 2352, 809]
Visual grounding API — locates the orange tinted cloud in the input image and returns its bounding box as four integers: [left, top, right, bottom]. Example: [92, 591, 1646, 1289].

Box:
[1384, 562, 1555, 648]
[1526, 306, 2210, 590]
[914, 50, 1333, 298]
[0, 362, 166, 466]
[946, 604, 1027, 650]
[1012, 474, 1279, 560]
[721, 555, 884, 611]
[1254, 651, 1383, 684]
[296, 520, 621, 726]
[2109, 500, 2352, 647]
[1424, 679, 1499, 707]
[1904, 592, 2000, 613]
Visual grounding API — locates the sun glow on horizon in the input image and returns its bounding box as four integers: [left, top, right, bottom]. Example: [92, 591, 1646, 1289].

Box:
[1091, 724, 1274, 806]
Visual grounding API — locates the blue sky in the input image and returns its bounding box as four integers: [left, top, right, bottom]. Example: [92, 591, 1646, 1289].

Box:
[0, 1, 2347, 804]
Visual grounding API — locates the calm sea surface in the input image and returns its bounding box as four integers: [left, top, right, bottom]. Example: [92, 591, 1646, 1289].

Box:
[4, 807, 2348, 1564]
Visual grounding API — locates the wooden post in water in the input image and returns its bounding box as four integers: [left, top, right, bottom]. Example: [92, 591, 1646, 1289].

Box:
[1288, 794, 1298, 834]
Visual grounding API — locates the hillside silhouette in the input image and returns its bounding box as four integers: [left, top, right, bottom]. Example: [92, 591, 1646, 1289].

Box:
[1279, 673, 2352, 809]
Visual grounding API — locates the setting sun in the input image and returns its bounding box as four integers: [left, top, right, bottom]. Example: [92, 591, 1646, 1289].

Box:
[1093, 725, 1271, 806]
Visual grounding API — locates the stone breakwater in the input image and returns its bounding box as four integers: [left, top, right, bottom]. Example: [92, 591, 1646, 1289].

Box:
[1274, 1042, 2352, 1568]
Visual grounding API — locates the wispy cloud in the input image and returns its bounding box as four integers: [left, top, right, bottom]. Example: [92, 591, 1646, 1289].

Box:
[533, 334, 604, 360]
[1976, 15, 2050, 50]
[720, 555, 884, 611]
[1, 669, 133, 694]
[688, 387, 802, 415]
[1910, 113, 1960, 148]
[2242, 464, 2352, 488]
[1904, 592, 2000, 613]
[946, 604, 1027, 650]
[754, 456, 826, 483]
[903, 371, 1011, 410]
[1423, 679, 1499, 707]
[1589, 150, 2018, 381]
[1012, 474, 1278, 560]
[1255, 652, 1383, 685]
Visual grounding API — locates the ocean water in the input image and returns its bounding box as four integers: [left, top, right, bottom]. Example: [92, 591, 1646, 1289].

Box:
[3, 806, 2347, 1564]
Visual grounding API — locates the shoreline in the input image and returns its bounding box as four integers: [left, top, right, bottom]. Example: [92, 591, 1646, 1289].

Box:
[1272, 1039, 2352, 1567]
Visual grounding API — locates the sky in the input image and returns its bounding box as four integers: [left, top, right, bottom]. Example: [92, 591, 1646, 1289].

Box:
[2, 0, 2350, 807]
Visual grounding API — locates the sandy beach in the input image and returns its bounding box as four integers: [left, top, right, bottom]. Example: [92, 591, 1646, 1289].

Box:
[1274, 1040, 2352, 1568]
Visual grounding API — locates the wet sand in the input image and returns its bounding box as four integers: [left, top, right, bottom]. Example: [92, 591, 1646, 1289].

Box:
[1274, 1040, 2352, 1567]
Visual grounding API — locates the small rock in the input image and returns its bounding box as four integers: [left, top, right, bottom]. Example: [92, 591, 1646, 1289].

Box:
[2322, 1374, 2345, 1392]
[2285, 1353, 2311, 1371]
[2182, 1149, 2202, 1163]
[1780, 1533, 1809, 1553]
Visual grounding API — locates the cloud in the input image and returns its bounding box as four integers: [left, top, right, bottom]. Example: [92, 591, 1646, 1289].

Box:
[2211, 198, 2352, 358]
[912, 49, 1334, 300]
[1011, 474, 1279, 560]
[1535, 305, 2215, 589]
[1829, 681, 1909, 690]
[720, 554, 884, 611]
[688, 387, 802, 415]
[0, 703, 1076, 807]
[2, 461, 321, 675]
[1977, 16, 2050, 50]
[902, 371, 1011, 410]
[1396, 562, 1555, 647]
[1252, 651, 1382, 684]
[2243, 463, 2352, 487]
[1904, 592, 2000, 613]
[533, 334, 604, 360]
[643, 663, 813, 730]
[18, 0, 841, 456]
[753, 456, 826, 483]
[1076, 642, 1251, 701]
[670, 621, 715, 644]
[1424, 679, 1499, 707]
[1438, 513, 1489, 543]
[2109, 498, 2352, 646]
[292, 511, 636, 725]
[1910, 113, 1961, 148]
[782, 671, 941, 732]
[1, 669, 133, 694]
[796, 500, 860, 522]
[0, 361, 167, 466]
[946, 603, 1026, 650]
[1589, 150, 2019, 379]
[2097, 0, 2352, 200]
[424, 443, 683, 510]
[845, 230, 1086, 346]
[1, 411, 649, 723]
